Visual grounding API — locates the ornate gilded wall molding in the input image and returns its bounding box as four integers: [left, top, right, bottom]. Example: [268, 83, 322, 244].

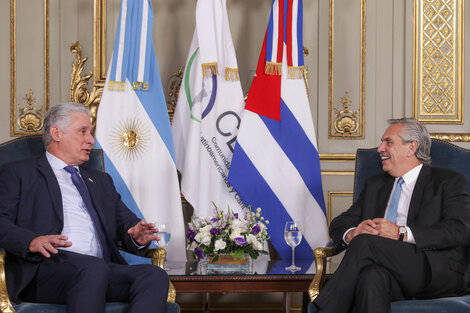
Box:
[94, 0, 107, 87]
[413, 0, 463, 123]
[430, 133, 470, 142]
[329, 0, 365, 139]
[10, 0, 49, 136]
[319, 153, 355, 161]
[70, 42, 103, 130]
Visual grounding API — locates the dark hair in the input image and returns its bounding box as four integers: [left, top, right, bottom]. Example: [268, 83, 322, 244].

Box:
[387, 117, 431, 166]
[43, 102, 90, 148]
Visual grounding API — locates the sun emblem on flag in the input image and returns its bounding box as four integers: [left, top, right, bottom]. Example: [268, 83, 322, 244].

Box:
[110, 118, 150, 160]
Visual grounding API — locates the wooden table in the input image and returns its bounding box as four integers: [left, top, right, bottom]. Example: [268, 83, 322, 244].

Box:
[168, 260, 315, 313]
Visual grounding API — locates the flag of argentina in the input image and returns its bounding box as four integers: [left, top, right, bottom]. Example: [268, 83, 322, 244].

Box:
[95, 0, 186, 262]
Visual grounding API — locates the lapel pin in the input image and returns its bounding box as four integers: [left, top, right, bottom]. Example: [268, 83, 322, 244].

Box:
[88, 177, 94, 183]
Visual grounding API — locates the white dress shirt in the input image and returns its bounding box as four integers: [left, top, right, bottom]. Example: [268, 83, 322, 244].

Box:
[46, 152, 103, 258]
[343, 164, 423, 244]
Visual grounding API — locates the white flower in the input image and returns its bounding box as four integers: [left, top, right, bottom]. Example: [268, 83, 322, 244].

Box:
[201, 234, 212, 246]
[195, 232, 212, 246]
[214, 239, 226, 251]
[230, 230, 242, 241]
[189, 241, 198, 251]
[200, 225, 212, 235]
[247, 234, 263, 251]
[253, 240, 264, 251]
[246, 234, 257, 244]
[256, 207, 262, 213]
[231, 219, 248, 233]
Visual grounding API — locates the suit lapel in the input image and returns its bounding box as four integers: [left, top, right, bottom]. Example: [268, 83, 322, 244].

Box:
[37, 154, 64, 224]
[407, 165, 430, 224]
[79, 167, 110, 233]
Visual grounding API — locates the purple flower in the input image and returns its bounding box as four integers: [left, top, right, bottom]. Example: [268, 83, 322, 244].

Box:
[234, 237, 247, 246]
[211, 217, 219, 223]
[251, 224, 261, 235]
[186, 228, 196, 242]
[195, 247, 204, 259]
[234, 213, 239, 219]
[210, 228, 221, 236]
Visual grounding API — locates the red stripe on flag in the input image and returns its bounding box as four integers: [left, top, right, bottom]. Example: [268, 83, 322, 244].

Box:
[276, 0, 285, 64]
[245, 28, 281, 121]
[286, 0, 293, 67]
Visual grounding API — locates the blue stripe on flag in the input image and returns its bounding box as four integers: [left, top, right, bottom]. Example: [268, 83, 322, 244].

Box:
[266, 0, 274, 62]
[228, 143, 314, 261]
[129, 0, 142, 83]
[143, 0, 153, 83]
[260, 99, 326, 214]
[134, 45, 176, 160]
[110, 0, 133, 82]
[297, 0, 304, 66]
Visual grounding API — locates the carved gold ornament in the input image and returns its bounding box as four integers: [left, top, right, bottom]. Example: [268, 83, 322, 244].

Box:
[10, 0, 49, 136]
[70, 41, 103, 130]
[110, 118, 150, 161]
[166, 67, 184, 124]
[413, 0, 463, 123]
[333, 92, 359, 136]
[16, 89, 44, 133]
[329, 0, 365, 138]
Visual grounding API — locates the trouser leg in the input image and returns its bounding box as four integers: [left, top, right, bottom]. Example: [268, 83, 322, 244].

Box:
[106, 263, 169, 313]
[20, 251, 109, 313]
[314, 234, 430, 313]
[353, 264, 406, 313]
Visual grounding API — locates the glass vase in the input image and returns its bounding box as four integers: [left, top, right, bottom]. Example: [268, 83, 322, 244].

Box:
[199, 254, 253, 275]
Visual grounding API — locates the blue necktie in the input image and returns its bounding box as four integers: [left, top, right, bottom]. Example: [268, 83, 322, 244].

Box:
[385, 177, 404, 223]
[64, 166, 111, 262]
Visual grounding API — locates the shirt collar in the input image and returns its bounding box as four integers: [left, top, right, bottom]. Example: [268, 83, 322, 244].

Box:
[46, 151, 79, 172]
[399, 163, 423, 186]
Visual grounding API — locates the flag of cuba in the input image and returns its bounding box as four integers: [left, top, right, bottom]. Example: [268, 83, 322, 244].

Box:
[228, 0, 329, 265]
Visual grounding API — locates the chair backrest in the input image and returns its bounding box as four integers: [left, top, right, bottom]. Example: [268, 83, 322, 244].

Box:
[354, 138, 470, 279]
[354, 138, 470, 201]
[0, 135, 104, 171]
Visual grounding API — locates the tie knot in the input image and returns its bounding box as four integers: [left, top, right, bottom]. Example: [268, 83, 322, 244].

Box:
[397, 177, 404, 186]
[64, 165, 78, 175]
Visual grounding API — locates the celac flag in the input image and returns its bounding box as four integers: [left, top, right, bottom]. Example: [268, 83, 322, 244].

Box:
[95, 0, 186, 262]
[172, 0, 246, 217]
[228, 0, 328, 263]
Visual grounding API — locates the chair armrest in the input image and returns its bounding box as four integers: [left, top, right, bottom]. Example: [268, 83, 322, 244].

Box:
[0, 250, 15, 313]
[308, 246, 340, 302]
[145, 248, 176, 303]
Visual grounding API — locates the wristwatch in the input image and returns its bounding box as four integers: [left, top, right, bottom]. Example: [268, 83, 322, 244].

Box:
[398, 226, 407, 241]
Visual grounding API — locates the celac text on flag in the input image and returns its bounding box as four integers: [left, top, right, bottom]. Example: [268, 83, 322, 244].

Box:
[95, 0, 186, 262]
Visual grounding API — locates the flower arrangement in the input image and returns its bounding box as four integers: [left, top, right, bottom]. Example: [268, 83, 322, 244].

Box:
[186, 204, 270, 262]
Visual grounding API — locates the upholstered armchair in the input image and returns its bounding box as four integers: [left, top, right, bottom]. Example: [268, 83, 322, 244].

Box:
[0, 135, 179, 313]
[308, 139, 470, 313]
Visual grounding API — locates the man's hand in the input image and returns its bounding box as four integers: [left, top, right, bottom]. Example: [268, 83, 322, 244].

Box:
[128, 220, 160, 246]
[28, 235, 72, 258]
[345, 219, 379, 243]
[373, 218, 400, 240]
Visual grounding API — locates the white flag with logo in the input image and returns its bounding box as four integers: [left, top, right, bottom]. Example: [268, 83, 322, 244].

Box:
[172, 0, 245, 217]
